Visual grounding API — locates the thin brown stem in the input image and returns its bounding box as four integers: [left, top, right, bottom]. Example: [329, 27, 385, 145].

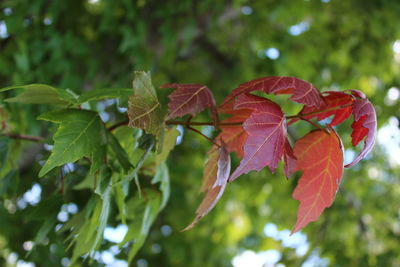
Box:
[108, 119, 129, 131]
[186, 126, 221, 147]
[300, 118, 325, 131]
[1, 133, 44, 142]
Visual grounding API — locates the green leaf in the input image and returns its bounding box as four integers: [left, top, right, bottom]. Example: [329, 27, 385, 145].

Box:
[78, 88, 132, 104]
[127, 71, 164, 139]
[106, 131, 133, 171]
[120, 189, 161, 263]
[0, 84, 77, 105]
[34, 217, 57, 244]
[113, 173, 128, 224]
[38, 109, 106, 177]
[152, 162, 170, 209]
[155, 126, 179, 165]
[71, 183, 111, 263]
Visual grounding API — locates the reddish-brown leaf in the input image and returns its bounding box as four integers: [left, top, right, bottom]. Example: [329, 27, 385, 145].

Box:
[183, 145, 231, 231]
[345, 93, 377, 167]
[229, 94, 287, 181]
[292, 128, 344, 233]
[216, 102, 253, 158]
[293, 91, 355, 126]
[221, 76, 325, 108]
[283, 139, 296, 178]
[161, 83, 217, 123]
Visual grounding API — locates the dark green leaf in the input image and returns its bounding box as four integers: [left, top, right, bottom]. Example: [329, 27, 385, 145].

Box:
[0, 136, 10, 171]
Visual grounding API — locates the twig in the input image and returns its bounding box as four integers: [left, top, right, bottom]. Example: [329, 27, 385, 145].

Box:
[1, 133, 44, 142]
[108, 119, 129, 131]
[186, 126, 220, 147]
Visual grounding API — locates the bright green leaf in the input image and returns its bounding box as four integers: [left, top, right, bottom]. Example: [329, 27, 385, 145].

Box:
[38, 109, 106, 177]
[155, 126, 179, 165]
[152, 162, 170, 209]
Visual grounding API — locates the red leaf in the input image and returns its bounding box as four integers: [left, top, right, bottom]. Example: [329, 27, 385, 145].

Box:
[292, 128, 344, 233]
[183, 145, 231, 231]
[283, 139, 296, 178]
[293, 91, 355, 126]
[161, 83, 218, 122]
[229, 94, 287, 181]
[345, 96, 377, 167]
[221, 76, 325, 108]
[216, 102, 253, 158]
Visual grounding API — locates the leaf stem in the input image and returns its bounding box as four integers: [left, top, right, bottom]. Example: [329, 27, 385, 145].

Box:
[108, 119, 129, 131]
[186, 126, 221, 147]
[1, 133, 44, 142]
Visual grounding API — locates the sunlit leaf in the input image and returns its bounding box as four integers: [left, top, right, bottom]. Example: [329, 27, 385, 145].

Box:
[345, 91, 377, 167]
[292, 128, 344, 233]
[229, 94, 287, 181]
[183, 145, 231, 230]
[222, 76, 325, 108]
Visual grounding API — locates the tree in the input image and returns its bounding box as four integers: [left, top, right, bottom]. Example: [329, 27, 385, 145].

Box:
[0, 1, 400, 266]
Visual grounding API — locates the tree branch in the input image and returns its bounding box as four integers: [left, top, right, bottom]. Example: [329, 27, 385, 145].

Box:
[1, 133, 44, 142]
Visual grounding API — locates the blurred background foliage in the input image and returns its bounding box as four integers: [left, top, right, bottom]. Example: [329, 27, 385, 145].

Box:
[0, 0, 400, 266]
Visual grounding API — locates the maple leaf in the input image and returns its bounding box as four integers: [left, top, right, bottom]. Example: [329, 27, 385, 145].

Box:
[292, 91, 355, 126]
[292, 128, 344, 233]
[229, 94, 287, 181]
[345, 91, 377, 167]
[38, 109, 106, 177]
[161, 83, 218, 123]
[221, 76, 325, 108]
[183, 145, 231, 231]
[216, 102, 253, 158]
[128, 71, 164, 137]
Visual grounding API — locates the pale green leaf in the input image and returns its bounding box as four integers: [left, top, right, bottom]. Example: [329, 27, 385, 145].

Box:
[152, 162, 170, 210]
[119, 189, 161, 263]
[1, 84, 77, 105]
[38, 109, 106, 177]
[155, 126, 179, 165]
[113, 173, 128, 224]
[78, 88, 132, 104]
